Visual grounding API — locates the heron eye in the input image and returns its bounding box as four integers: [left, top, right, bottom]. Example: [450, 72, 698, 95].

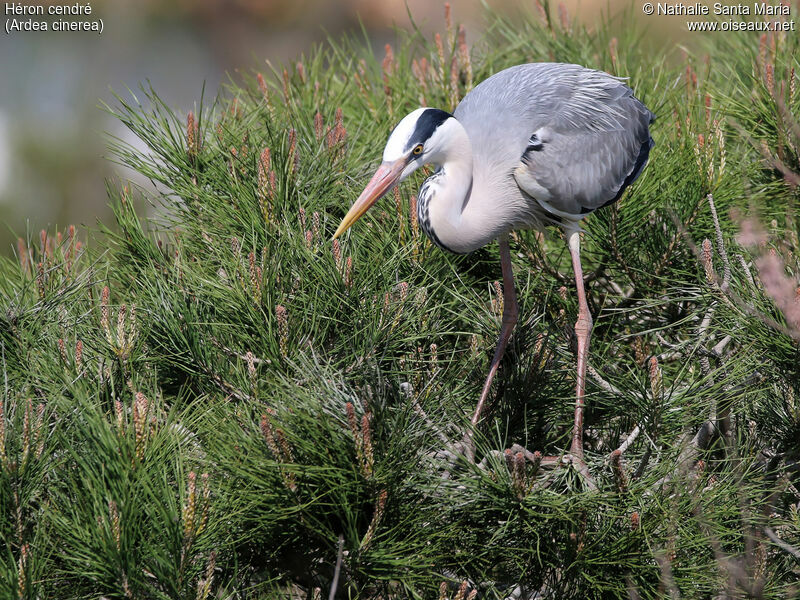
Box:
[412, 144, 424, 155]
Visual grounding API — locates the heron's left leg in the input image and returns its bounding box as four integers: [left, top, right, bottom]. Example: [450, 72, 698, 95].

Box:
[566, 227, 592, 459]
[470, 234, 519, 428]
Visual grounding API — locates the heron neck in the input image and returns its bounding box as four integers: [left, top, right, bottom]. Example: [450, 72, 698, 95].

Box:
[426, 125, 502, 253]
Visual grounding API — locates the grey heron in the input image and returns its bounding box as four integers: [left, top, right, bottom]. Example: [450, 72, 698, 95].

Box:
[334, 62, 654, 463]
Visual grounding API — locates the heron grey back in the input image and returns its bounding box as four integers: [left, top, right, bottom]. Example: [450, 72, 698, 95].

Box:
[454, 63, 655, 219]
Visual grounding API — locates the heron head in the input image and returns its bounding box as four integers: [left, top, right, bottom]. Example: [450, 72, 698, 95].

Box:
[333, 108, 455, 239]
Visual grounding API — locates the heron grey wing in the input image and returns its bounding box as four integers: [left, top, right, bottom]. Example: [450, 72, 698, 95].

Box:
[513, 74, 655, 217]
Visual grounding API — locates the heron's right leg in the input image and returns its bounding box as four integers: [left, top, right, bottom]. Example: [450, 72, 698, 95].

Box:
[566, 227, 592, 461]
[470, 234, 519, 428]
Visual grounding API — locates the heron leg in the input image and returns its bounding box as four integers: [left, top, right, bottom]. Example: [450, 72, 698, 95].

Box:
[470, 234, 519, 428]
[567, 228, 592, 460]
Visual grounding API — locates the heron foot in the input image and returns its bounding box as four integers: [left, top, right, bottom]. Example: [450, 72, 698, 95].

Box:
[458, 443, 596, 492]
[561, 451, 596, 490]
[436, 438, 475, 480]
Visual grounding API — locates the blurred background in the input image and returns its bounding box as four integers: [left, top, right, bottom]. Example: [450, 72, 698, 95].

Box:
[0, 0, 693, 255]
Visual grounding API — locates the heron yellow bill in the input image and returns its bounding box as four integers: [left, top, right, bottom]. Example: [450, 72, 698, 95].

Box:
[333, 157, 408, 239]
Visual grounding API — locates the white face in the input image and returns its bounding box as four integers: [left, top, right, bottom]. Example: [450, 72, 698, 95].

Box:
[382, 108, 430, 163]
[383, 108, 462, 181]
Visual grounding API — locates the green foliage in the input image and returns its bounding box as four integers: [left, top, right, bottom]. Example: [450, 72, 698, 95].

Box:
[1, 4, 800, 598]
